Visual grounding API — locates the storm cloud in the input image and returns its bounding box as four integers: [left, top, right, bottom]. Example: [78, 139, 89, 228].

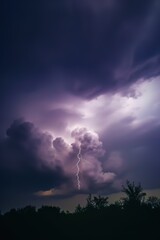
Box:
[1, 0, 160, 98]
[1, 0, 160, 211]
[0, 120, 117, 211]
[0, 120, 68, 209]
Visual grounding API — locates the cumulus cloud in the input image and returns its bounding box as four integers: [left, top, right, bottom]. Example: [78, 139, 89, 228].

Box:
[0, 119, 69, 209]
[0, 120, 117, 210]
[51, 127, 116, 192]
[70, 127, 116, 191]
[71, 127, 105, 157]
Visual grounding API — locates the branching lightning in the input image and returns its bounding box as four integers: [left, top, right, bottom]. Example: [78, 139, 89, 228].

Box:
[76, 144, 81, 190]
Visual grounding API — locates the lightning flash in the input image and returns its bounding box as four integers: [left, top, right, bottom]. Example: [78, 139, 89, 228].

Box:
[76, 144, 81, 190]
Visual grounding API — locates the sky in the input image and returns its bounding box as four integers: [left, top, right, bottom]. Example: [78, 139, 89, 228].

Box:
[1, 0, 160, 212]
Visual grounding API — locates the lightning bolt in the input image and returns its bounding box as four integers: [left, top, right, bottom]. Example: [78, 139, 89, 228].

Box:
[76, 144, 81, 190]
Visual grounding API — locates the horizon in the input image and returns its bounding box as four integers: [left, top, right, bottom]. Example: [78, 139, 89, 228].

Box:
[1, 187, 160, 214]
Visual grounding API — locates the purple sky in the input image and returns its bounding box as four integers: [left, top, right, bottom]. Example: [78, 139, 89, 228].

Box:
[1, 0, 160, 212]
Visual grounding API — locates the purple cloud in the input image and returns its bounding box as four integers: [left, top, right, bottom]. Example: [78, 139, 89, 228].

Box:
[1, 0, 160, 212]
[0, 120, 118, 211]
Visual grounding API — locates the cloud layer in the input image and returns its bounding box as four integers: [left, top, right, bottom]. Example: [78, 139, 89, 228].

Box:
[1, 0, 160, 98]
[1, 0, 160, 211]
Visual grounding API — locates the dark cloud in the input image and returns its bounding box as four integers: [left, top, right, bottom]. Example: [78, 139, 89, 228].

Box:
[102, 117, 160, 189]
[0, 119, 68, 210]
[1, 0, 160, 98]
[0, 120, 117, 211]
[53, 137, 69, 152]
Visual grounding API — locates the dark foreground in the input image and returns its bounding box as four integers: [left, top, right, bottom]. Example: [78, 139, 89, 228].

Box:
[1, 201, 160, 240]
[1, 182, 160, 239]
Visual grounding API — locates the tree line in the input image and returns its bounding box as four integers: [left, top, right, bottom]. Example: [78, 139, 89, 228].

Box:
[1, 181, 160, 240]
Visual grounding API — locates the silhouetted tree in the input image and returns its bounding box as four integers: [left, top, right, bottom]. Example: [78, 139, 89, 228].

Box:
[110, 200, 123, 210]
[122, 180, 146, 208]
[75, 204, 85, 213]
[146, 196, 160, 209]
[17, 206, 36, 216]
[1, 180, 160, 240]
[37, 205, 61, 217]
[86, 194, 94, 209]
[85, 194, 109, 211]
[93, 195, 109, 210]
